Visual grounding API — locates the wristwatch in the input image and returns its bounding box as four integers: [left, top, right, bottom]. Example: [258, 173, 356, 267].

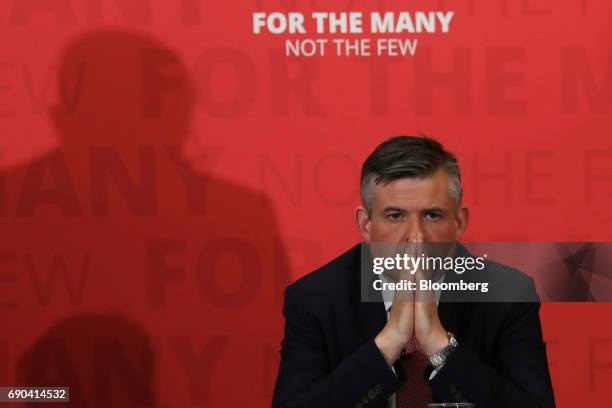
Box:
[427, 332, 458, 368]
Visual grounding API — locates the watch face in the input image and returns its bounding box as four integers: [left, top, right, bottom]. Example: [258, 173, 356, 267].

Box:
[431, 354, 442, 366]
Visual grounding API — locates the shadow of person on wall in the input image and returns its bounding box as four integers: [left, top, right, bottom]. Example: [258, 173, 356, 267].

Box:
[2, 29, 290, 406]
[17, 313, 156, 407]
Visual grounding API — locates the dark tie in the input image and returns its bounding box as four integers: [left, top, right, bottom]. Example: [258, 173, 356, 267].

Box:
[395, 347, 432, 408]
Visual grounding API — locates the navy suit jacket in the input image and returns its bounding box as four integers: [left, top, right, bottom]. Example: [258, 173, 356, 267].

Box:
[272, 243, 555, 408]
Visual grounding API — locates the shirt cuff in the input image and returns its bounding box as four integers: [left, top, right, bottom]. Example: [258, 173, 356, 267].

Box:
[428, 362, 445, 380]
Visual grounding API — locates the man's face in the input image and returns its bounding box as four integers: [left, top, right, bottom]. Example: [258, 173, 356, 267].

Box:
[356, 169, 468, 244]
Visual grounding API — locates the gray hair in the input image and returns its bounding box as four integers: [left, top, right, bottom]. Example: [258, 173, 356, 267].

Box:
[360, 136, 462, 215]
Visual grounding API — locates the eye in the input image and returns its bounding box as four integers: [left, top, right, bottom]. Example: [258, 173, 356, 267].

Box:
[386, 212, 403, 221]
[424, 211, 442, 220]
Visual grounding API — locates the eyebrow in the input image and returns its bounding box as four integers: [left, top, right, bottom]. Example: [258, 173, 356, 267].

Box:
[382, 207, 406, 213]
[422, 207, 446, 214]
[381, 206, 447, 214]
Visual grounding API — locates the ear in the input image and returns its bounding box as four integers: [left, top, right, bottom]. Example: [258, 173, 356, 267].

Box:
[355, 205, 372, 242]
[455, 207, 469, 241]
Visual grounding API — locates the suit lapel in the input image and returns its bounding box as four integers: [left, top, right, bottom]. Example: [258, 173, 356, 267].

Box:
[354, 243, 388, 344]
[437, 292, 465, 333]
[356, 299, 387, 345]
[437, 243, 473, 332]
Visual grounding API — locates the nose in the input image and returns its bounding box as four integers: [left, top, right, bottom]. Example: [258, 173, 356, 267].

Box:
[404, 214, 425, 242]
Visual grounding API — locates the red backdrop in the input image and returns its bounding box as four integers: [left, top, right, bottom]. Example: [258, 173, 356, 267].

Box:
[1, 0, 611, 406]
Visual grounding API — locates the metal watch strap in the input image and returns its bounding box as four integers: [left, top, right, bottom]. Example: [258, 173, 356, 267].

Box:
[427, 332, 458, 367]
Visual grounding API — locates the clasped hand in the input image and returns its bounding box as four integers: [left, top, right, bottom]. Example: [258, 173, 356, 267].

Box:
[374, 237, 449, 366]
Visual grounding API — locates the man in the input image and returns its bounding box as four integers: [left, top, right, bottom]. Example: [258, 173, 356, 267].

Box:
[272, 136, 555, 407]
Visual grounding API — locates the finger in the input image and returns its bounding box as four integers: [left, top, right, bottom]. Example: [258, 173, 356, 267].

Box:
[414, 246, 437, 304]
[392, 277, 415, 304]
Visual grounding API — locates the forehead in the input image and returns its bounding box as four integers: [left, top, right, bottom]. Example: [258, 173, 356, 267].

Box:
[371, 170, 453, 208]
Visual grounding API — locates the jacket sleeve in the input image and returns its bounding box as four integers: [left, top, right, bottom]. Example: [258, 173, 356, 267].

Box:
[272, 284, 401, 408]
[428, 282, 556, 407]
